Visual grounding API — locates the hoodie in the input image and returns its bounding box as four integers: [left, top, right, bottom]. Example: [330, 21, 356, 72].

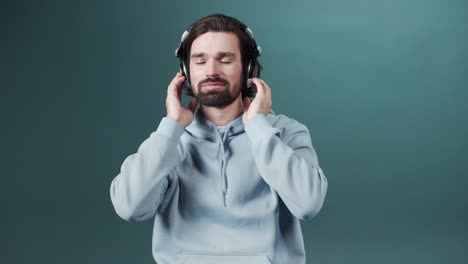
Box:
[110, 110, 328, 264]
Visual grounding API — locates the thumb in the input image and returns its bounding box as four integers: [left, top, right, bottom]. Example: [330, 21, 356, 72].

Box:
[187, 97, 197, 113]
[242, 97, 251, 113]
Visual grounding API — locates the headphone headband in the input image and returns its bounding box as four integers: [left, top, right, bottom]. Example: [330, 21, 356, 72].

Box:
[175, 27, 262, 61]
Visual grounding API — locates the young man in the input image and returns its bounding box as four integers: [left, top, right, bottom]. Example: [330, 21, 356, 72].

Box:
[110, 14, 328, 264]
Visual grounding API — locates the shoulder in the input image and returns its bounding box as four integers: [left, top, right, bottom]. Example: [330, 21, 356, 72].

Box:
[266, 112, 308, 132]
[264, 112, 311, 144]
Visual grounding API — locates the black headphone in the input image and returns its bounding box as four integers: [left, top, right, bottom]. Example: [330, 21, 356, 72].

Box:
[174, 23, 262, 95]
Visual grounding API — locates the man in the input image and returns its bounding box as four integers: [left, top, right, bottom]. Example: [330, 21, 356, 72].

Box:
[110, 13, 328, 264]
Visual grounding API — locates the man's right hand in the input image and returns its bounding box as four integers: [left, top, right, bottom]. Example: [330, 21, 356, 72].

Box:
[166, 72, 197, 127]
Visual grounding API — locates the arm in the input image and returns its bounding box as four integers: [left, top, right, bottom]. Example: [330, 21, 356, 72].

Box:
[110, 118, 184, 222]
[242, 78, 327, 220]
[110, 72, 196, 222]
[245, 115, 328, 220]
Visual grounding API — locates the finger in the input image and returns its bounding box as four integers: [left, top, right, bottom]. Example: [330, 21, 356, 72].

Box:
[168, 73, 185, 92]
[254, 79, 271, 102]
[255, 78, 271, 97]
[248, 78, 258, 94]
[176, 80, 186, 100]
[187, 97, 197, 113]
[258, 79, 272, 108]
[251, 78, 265, 96]
[167, 73, 186, 97]
[260, 79, 271, 95]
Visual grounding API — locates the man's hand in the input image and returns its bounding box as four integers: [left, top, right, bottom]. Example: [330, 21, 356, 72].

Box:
[166, 72, 197, 127]
[242, 78, 272, 124]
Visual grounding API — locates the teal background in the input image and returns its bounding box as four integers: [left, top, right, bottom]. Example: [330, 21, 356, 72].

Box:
[2, 0, 467, 263]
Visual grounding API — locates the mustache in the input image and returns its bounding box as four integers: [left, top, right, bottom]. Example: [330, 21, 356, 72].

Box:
[198, 77, 229, 88]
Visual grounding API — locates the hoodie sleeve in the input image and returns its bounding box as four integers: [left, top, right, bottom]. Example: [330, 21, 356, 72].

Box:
[110, 117, 184, 222]
[244, 114, 328, 220]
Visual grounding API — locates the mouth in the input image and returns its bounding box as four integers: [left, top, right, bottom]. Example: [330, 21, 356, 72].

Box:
[201, 82, 226, 90]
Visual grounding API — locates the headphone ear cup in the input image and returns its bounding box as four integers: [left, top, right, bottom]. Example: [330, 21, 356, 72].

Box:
[246, 60, 260, 88]
[180, 60, 192, 93]
[246, 60, 256, 88]
[252, 61, 260, 78]
[180, 61, 188, 78]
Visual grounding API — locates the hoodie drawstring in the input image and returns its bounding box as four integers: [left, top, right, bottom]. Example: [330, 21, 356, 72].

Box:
[217, 126, 232, 207]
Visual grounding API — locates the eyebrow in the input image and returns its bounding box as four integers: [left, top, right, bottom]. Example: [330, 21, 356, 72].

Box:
[190, 52, 236, 59]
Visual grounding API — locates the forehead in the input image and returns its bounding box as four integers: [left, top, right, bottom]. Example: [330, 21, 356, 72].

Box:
[190, 31, 240, 56]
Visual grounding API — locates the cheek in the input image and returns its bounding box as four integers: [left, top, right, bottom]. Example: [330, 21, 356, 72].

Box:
[227, 66, 244, 84]
[189, 67, 203, 86]
[224, 65, 242, 79]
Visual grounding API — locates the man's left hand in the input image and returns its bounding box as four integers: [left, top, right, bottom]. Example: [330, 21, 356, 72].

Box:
[242, 78, 272, 124]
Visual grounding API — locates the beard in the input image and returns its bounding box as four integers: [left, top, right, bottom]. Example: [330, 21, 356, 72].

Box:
[194, 77, 241, 107]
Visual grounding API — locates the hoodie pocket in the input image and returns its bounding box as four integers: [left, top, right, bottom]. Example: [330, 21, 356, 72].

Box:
[177, 254, 272, 264]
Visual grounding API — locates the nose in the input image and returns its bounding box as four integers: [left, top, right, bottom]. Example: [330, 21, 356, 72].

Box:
[205, 59, 220, 77]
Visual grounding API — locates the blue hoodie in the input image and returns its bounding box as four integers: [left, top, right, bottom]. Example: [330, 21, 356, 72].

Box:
[110, 110, 328, 264]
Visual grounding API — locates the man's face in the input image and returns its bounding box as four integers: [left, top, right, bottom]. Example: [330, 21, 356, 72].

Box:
[189, 31, 243, 107]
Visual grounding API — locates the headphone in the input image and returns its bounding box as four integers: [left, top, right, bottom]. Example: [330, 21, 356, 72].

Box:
[174, 23, 262, 95]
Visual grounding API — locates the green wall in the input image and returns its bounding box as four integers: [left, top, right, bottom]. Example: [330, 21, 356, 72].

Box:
[2, 0, 467, 263]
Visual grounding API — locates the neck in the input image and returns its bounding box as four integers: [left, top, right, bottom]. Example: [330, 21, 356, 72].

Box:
[200, 95, 243, 126]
